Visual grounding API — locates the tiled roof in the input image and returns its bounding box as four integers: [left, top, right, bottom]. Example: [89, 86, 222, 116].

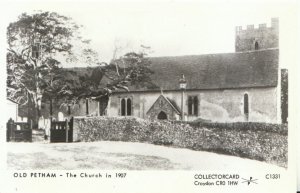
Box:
[64, 49, 279, 92]
[140, 49, 279, 91]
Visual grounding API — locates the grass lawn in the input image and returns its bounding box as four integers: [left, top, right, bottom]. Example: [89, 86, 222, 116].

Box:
[7, 141, 284, 170]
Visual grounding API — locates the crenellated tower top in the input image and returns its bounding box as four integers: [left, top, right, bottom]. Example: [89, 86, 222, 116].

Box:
[235, 18, 279, 52]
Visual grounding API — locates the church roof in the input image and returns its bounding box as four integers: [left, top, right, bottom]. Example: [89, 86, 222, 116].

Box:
[65, 48, 279, 93]
[137, 48, 279, 91]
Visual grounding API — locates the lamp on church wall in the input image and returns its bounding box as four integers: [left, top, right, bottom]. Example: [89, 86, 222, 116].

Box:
[179, 74, 187, 121]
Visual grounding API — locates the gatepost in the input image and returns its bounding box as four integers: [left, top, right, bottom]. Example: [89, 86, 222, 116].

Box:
[65, 118, 69, 143]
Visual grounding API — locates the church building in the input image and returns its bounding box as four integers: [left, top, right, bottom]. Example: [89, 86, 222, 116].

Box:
[32, 18, 287, 126]
[105, 18, 287, 123]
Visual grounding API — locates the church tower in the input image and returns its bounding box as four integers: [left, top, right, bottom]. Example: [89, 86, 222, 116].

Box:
[235, 18, 279, 52]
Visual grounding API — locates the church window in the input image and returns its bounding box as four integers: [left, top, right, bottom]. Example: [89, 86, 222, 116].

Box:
[244, 93, 249, 119]
[255, 41, 259, 50]
[121, 98, 126, 116]
[120, 97, 132, 116]
[194, 96, 199, 115]
[188, 97, 193, 115]
[85, 99, 89, 115]
[127, 98, 132, 116]
[188, 96, 199, 116]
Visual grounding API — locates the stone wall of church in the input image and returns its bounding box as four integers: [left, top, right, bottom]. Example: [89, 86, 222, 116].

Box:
[108, 86, 279, 123]
[37, 86, 279, 128]
[198, 87, 278, 123]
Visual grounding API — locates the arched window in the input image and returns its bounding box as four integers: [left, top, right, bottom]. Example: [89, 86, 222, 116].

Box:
[244, 93, 249, 119]
[127, 98, 132, 116]
[85, 99, 89, 115]
[120, 97, 133, 116]
[157, 111, 167, 120]
[121, 98, 126, 116]
[255, 41, 259, 50]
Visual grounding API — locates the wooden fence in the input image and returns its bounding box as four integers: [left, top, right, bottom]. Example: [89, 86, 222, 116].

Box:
[6, 118, 32, 142]
[50, 117, 73, 143]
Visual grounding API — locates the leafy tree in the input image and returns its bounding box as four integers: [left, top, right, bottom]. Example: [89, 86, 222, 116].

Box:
[64, 48, 155, 115]
[7, 11, 155, 127]
[7, 11, 93, 128]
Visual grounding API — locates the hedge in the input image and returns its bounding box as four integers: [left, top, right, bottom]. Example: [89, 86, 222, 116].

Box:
[73, 116, 287, 167]
[174, 120, 288, 135]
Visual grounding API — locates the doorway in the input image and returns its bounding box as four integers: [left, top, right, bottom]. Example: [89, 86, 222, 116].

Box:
[157, 111, 167, 120]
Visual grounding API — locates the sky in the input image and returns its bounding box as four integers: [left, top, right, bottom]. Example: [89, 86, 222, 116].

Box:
[0, 1, 297, 67]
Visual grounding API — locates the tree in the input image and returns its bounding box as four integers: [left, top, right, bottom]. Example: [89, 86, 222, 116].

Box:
[7, 11, 155, 126]
[7, 11, 91, 128]
[64, 47, 155, 115]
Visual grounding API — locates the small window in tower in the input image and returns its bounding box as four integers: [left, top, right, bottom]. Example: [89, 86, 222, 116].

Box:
[255, 41, 259, 50]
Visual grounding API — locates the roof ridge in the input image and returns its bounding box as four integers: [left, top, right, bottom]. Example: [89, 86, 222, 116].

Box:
[148, 48, 279, 59]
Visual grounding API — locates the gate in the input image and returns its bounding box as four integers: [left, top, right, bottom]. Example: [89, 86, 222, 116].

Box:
[50, 117, 73, 143]
[6, 118, 32, 142]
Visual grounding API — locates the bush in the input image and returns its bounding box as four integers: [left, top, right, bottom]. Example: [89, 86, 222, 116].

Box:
[74, 116, 288, 167]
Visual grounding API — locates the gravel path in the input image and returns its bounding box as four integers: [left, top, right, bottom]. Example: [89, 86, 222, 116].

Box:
[7, 141, 284, 170]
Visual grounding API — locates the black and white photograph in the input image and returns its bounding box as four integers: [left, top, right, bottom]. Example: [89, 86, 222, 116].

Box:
[0, 1, 298, 193]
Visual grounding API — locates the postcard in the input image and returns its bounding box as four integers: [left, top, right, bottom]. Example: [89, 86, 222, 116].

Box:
[0, 1, 298, 193]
